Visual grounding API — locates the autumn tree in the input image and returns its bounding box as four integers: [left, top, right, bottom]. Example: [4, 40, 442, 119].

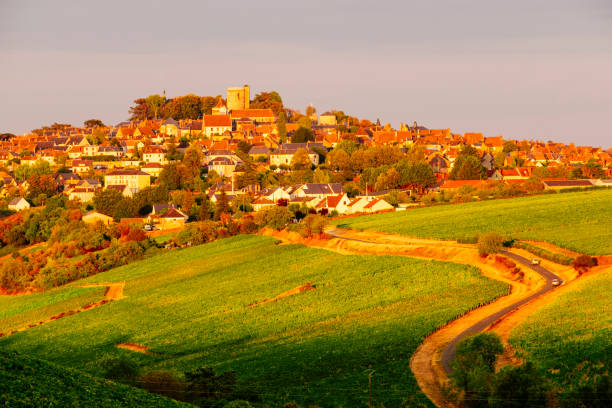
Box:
[84, 119, 105, 128]
[250, 91, 283, 116]
[326, 149, 350, 172]
[305, 104, 316, 117]
[374, 167, 400, 191]
[201, 95, 223, 115]
[198, 196, 212, 220]
[291, 148, 312, 170]
[26, 174, 57, 202]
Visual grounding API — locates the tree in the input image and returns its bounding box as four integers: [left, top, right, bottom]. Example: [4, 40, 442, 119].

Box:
[198, 196, 212, 220]
[128, 98, 149, 121]
[326, 149, 350, 172]
[92, 188, 125, 218]
[250, 91, 283, 116]
[312, 168, 332, 183]
[305, 104, 316, 117]
[237, 140, 252, 155]
[291, 126, 314, 143]
[182, 145, 203, 179]
[84, 119, 105, 128]
[159, 162, 183, 190]
[531, 166, 551, 180]
[214, 189, 230, 220]
[582, 159, 605, 179]
[450, 155, 486, 180]
[145, 94, 166, 120]
[451, 333, 504, 408]
[26, 174, 57, 201]
[502, 141, 517, 153]
[489, 363, 548, 408]
[296, 116, 312, 130]
[201, 95, 223, 115]
[374, 167, 400, 191]
[477, 232, 504, 256]
[87, 128, 107, 145]
[334, 140, 359, 156]
[254, 206, 291, 230]
[494, 151, 507, 169]
[277, 111, 287, 143]
[291, 148, 312, 170]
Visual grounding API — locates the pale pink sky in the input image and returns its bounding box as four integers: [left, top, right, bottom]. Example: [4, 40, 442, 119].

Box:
[1, 0, 611, 147]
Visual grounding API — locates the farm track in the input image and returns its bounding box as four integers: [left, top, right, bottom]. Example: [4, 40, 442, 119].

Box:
[269, 228, 575, 408]
[0, 282, 125, 338]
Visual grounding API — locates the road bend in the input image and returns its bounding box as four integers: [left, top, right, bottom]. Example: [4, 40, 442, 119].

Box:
[326, 228, 562, 375]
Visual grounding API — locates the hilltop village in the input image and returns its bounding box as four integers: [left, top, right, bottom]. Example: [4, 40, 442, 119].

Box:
[1, 85, 611, 227]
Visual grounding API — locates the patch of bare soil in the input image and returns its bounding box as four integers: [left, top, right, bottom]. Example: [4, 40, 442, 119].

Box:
[248, 283, 316, 307]
[116, 342, 151, 353]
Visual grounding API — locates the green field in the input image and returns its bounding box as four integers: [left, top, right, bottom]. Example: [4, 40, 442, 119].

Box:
[0, 351, 189, 407]
[0, 235, 507, 407]
[332, 189, 612, 255]
[509, 271, 611, 393]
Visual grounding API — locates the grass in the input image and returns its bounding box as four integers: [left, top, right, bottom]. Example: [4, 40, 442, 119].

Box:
[0, 235, 507, 407]
[509, 271, 611, 391]
[0, 351, 190, 407]
[0, 287, 105, 334]
[332, 189, 612, 255]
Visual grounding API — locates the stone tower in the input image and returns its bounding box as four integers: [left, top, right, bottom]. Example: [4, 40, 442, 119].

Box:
[226, 85, 250, 111]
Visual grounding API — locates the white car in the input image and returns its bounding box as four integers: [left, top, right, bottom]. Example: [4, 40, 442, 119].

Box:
[552, 279, 561, 286]
[531, 258, 541, 265]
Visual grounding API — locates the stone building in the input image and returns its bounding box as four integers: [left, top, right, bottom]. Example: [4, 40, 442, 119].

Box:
[227, 85, 250, 111]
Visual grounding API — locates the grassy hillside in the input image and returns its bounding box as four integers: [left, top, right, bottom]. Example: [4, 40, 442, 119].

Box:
[0, 351, 189, 407]
[0, 235, 507, 407]
[0, 286, 105, 334]
[332, 189, 612, 255]
[509, 271, 611, 394]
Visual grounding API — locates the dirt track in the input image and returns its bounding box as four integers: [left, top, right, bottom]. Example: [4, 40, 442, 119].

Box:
[263, 227, 603, 408]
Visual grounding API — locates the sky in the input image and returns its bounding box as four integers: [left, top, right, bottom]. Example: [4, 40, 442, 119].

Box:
[1, 0, 611, 147]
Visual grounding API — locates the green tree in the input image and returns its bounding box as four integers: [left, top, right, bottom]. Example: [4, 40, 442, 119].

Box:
[296, 116, 312, 130]
[291, 148, 312, 170]
[277, 111, 287, 143]
[502, 141, 517, 153]
[159, 162, 183, 190]
[92, 188, 125, 218]
[490, 363, 548, 408]
[451, 155, 486, 180]
[291, 127, 314, 143]
[201, 95, 223, 115]
[198, 196, 212, 220]
[477, 232, 504, 256]
[87, 128, 107, 145]
[145, 94, 166, 120]
[494, 151, 507, 169]
[326, 149, 350, 172]
[374, 167, 400, 191]
[214, 189, 230, 220]
[254, 206, 291, 230]
[451, 333, 504, 408]
[84, 119, 105, 128]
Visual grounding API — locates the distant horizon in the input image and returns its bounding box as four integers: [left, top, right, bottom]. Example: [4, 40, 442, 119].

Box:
[2, 0, 611, 148]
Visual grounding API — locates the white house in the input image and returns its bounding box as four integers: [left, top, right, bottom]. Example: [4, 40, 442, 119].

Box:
[8, 197, 30, 211]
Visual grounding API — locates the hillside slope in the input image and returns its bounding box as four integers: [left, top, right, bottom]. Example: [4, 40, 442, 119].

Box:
[0, 351, 190, 407]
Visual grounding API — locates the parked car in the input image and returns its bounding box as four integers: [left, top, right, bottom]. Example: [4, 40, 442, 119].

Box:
[552, 279, 561, 286]
[531, 258, 541, 265]
[144, 224, 153, 231]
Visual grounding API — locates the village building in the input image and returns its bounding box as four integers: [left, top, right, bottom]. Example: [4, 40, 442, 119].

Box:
[82, 211, 114, 225]
[104, 169, 151, 194]
[8, 197, 30, 211]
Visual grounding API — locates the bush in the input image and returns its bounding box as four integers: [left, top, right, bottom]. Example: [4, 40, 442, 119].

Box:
[101, 356, 141, 385]
[297, 214, 328, 238]
[223, 401, 253, 408]
[254, 206, 291, 230]
[513, 241, 574, 265]
[139, 370, 185, 401]
[573, 254, 598, 270]
[477, 232, 504, 256]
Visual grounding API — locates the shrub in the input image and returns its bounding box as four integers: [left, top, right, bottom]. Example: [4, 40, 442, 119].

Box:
[298, 214, 328, 238]
[139, 370, 185, 401]
[223, 401, 253, 408]
[477, 232, 504, 256]
[254, 206, 291, 230]
[573, 254, 598, 270]
[513, 241, 574, 265]
[101, 356, 141, 385]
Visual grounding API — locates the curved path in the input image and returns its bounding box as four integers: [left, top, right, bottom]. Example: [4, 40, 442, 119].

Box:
[440, 251, 561, 374]
[326, 228, 562, 405]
